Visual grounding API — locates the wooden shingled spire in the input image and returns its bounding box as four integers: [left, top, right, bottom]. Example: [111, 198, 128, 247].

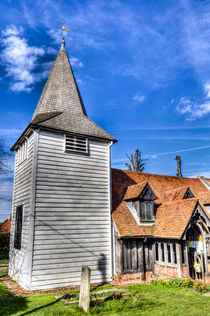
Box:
[30, 37, 115, 142]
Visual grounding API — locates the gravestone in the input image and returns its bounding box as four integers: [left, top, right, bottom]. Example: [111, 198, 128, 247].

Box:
[79, 266, 91, 312]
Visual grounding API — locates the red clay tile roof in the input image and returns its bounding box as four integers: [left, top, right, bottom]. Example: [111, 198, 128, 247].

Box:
[112, 200, 154, 237]
[196, 191, 210, 205]
[0, 219, 11, 234]
[154, 199, 198, 239]
[112, 168, 209, 239]
[124, 182, 158, 201]
[162, 186, 192, 202]
[124, 182, 148, 200]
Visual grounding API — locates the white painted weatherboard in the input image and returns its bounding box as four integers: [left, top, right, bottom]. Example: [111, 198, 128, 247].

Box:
[8, 132, 35, 289]
[31, 130, 112, 290]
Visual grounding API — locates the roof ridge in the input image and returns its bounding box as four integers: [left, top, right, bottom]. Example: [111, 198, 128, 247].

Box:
[127, 181, 148, 188]
[112, 168, 199, 180]
[161, 198, 198, 206]
[164, 186, 190, 193]
[31, 111, 63, 124]
[66, 55, 87, 117]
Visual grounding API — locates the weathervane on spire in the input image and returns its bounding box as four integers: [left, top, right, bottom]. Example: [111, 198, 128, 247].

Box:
[60, 22, 69, 50]
[61, 22, 69, 38]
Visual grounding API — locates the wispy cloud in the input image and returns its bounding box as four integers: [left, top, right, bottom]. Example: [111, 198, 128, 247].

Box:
[0, 128, 22, 138]
[11, 0, 210, 89]
[114, 125, 210, 131]
[122, 135, 210, 141]
[112, 145, 210, 165]
[144, 145, 210, 159]
[182, 1, 210, 84]
[18, 1, 187, 86]
[133, 94, 146, 103]
[176, 83, 210, 119]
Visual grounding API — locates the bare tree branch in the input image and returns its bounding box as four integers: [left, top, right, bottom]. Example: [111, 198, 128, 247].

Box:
[125, 149, 147, 172]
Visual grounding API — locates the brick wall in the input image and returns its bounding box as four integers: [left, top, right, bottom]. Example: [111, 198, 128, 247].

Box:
[114, 272, 153, 286]
[114, 263, 192, 286]
[154, 263, 179, 278]
[182, 266, 188, 278]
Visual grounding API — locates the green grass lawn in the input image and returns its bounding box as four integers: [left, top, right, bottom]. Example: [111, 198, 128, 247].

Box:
[0, 250, 9, 264]
[0, 268, 8, 276]
[0, 281, 209, 316]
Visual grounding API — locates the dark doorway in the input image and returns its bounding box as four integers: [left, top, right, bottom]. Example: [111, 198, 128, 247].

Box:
[186, 225, 204, 280]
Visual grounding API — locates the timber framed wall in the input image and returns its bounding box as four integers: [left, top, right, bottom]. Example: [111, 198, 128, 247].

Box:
[154, 240, 187, 279]
[114, 236, 189, 283]
[115, 237, 154, 275]
[31, 130, 112, 290]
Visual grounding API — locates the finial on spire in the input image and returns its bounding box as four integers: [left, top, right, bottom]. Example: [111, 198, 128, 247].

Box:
[60, 22, 69, 51]
[61, 36, 65, 50]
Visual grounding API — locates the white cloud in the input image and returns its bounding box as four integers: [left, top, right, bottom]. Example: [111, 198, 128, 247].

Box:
[0, 25, 84, 93]
[204, 82, 210, 98]
[150, 155, 158, 159]
[176, 83, 210, 119]
[176, 100, 210, 119]
[70, 56, 83, 68]
[45, 47, 57, 55]
[1, 25, 45, 92]
[133, 94, 146, 103]
[0, 25, 60, 93]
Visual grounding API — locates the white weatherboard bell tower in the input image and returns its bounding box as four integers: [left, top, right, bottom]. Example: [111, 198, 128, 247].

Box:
[9, 37, 116, 291]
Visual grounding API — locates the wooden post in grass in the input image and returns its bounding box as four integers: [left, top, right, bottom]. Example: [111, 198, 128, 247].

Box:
[79, 266, 91, 312]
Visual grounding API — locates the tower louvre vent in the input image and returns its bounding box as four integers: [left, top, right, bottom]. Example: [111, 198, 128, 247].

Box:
[65, 134, 88, 155]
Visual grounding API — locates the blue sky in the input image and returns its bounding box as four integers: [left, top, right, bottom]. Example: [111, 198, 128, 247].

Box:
[1, 0, 210, 221]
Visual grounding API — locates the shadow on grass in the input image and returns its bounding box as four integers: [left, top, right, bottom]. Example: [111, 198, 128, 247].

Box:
[0, 281, 62, 316]
[0, 281, 28, 316]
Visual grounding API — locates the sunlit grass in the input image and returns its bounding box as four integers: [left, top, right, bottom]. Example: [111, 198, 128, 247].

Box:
[0, 281, 210, 315]
[0, 250, 9, 264]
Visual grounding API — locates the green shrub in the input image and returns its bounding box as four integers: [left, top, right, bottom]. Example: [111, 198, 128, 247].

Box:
[151, 279, 158, 286]
[0, 233, 10, 250]
[182, 278, 195, 288]
[168, 278, 183, 287]
[151, 277, 210, 293]
[193, 281, 209, 293]
[151, 278, 167, 286]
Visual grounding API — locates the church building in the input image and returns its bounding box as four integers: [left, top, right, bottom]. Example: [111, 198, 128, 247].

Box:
[9, 38, 210, 291]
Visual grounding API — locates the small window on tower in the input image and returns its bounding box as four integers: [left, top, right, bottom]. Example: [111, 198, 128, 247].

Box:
[14, 206, 23, 250]
[16, 139, 28, 165]
[65, 134, 88, 155]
